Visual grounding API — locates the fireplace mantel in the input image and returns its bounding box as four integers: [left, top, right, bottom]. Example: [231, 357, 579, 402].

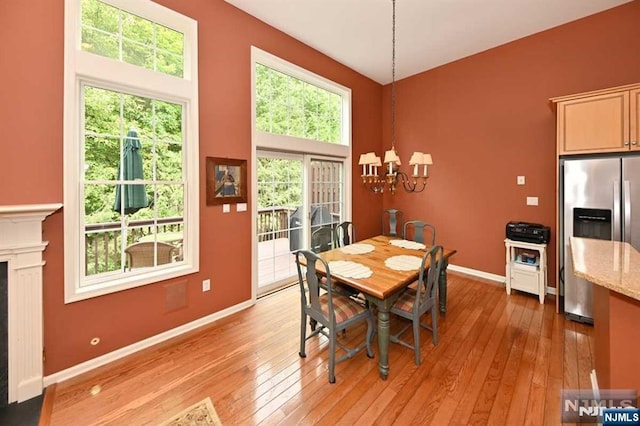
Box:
[0, 203, 61, 403]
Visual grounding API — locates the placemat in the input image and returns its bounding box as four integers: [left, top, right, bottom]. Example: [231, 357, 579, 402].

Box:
[328, 260, 373, 279]
[389, 239, 426, 250]
[339, 243, 375, 254]
[384, 255, 423, 271]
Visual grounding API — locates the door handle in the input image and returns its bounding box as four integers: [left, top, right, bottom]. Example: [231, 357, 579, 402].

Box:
[624, 180, 631, 242]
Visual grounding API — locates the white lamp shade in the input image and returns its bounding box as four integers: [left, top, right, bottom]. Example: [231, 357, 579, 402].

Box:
[358, 154, 369, 165]
[365, 152, 377, 164]
[383, 149, 398, 163]
[409, 152, 424, 165]
[423, 153, 433, 165]
[373, 156, 382, 167]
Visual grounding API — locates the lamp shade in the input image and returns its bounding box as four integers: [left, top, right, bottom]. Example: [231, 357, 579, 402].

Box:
[409, 152, 424, 165]
[423, 153, 433, 165]
[358, 154, 369, 165]
[383, 149, 399, 164]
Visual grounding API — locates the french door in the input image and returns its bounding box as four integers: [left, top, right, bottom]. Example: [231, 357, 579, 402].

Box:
[256, 150, 347, 296]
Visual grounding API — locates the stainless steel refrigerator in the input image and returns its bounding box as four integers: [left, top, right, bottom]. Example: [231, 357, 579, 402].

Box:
[560, 155, 640, 323]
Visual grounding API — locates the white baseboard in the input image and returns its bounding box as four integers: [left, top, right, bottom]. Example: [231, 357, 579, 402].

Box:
[43, 298, 254, 387]
[447, 264, 505, 283]
[447, 264, 557, 296]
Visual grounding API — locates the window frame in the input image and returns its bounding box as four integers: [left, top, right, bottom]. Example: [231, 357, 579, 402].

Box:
[250, 47, 352, 300]
[63, 0, 199, 303]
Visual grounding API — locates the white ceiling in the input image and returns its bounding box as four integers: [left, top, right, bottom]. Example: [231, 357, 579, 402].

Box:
[225, 0, 632, 84]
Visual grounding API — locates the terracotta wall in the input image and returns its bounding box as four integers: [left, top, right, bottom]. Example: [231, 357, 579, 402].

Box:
[382, 0, 640, 283]
[0, 0, 382, 375]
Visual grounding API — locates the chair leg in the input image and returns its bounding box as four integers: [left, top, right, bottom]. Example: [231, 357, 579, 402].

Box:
[413, 317, 421, 366]
[299, 312, 307, 358]
[431, 307, 439, 345]
[328, 328, 336, 383]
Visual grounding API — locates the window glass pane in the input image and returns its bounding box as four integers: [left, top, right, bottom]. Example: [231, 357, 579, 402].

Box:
[85, 228, 124, 277]
[255, 63, 343, 144]
[155, 142, 182, 182]
[84, 134, 119, 183]
[81, 0, 185, 78]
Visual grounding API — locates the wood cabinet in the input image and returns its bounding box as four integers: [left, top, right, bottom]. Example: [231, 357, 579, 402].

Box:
[551, 83, 640, 155]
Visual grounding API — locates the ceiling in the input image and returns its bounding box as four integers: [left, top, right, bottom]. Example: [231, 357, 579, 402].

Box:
[224, 0, 632, 85]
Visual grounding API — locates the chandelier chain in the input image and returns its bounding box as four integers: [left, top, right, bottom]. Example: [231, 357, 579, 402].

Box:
[391, 0, 396, 150]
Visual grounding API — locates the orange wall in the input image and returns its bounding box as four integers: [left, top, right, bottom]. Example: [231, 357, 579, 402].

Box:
[2, 0, 639, 376]
[382, 0, 640, 282]
[0, 0, 382, 374]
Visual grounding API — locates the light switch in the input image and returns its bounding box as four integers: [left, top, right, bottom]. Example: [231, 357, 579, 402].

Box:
[222, 204, 230, 213]
[517, 176, 525, 185]
[236, 203, 247, 212]
[526, 196, 539, 206]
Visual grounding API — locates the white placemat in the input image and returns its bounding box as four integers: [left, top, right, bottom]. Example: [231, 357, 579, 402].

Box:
[339, 243, 375, 255]
[328, 260, 373, 279]
[389, 239, 426, 250]
[385, 255, 423, 271]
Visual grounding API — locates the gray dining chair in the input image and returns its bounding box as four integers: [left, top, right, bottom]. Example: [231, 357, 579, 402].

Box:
[403, 220, 436, 245]
[295, 250, 375, 383]
[334, 221, 356, 247]
[382, 209, 403, 237]
[390, 245, 443, 365]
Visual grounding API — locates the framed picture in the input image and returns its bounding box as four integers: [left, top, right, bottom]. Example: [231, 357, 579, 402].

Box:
[206, 157, 247, 205]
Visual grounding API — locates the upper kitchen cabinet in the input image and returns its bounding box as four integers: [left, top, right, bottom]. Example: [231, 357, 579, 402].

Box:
[551, 83, 640, 156]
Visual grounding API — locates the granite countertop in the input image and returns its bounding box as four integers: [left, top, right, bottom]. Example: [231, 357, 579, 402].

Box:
[570, 237, 640, 301]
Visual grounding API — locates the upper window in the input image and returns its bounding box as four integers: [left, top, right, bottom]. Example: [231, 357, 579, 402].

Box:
[64, 0, 199, 302]
[252, 47, 351, 156]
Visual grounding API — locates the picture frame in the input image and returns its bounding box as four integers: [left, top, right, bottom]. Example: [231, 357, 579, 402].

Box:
[206, 157, 247, 205]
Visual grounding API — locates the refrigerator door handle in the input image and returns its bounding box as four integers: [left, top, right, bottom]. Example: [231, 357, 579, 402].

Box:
[624, 180, 631, 242]
[614, 180, 621, 240]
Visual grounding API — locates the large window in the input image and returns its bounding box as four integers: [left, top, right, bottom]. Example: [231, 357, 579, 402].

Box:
[251, 47, 352, 297]
[64, 0, 199, 302]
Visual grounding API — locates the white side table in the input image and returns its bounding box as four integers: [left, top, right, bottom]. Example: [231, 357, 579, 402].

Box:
[504, 238, 547, 304]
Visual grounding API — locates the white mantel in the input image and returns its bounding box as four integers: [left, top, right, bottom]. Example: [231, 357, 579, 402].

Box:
[0, 203, 61, 403]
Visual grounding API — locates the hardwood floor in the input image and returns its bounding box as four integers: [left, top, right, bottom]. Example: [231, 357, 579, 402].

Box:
[43, 273, 593, 425]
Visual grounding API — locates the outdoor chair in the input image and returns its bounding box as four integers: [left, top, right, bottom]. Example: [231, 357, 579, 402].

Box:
[382, 209, 403, 237]
[334, 221, 356, 247]
[390, 245, 443, 365]
[295, 250, 375, 383]
[403, 220, 436, 245]
[125, 241, 178, 270]
[310, 226, 335, 253]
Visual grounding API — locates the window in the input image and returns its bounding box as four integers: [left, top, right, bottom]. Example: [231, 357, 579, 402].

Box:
[64, 0, 199, 302]
[251, 47, 352, 296]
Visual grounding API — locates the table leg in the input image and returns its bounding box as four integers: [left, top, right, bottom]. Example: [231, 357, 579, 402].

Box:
[365, 295, 400, 380]
[439, 259, 449, 314]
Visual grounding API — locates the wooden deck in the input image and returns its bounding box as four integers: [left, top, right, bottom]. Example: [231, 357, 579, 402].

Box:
[41, 272, 594, 425]
[258, 237, 296, 288]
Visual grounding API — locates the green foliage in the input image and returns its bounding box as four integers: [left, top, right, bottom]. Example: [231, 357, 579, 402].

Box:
[255, 64, 342, 143]
[257, 158, 302, 209]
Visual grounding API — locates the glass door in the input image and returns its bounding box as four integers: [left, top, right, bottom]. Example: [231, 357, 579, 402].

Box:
[256, 152, 347, 296]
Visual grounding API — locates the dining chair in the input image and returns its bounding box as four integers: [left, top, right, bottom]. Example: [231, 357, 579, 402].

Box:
[334, 221, 356, 247]
[382, 209, 403, 237]
[310, 226, 335, 253]
[403, 220, 436, 245]
[389, 245, 443, 365]
[125, 241, 178, 270]
[295, 250, 375, 383]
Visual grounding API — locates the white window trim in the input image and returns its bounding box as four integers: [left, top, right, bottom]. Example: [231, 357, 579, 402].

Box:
[63, 0, 199, 303]
[250, 46, 352, 301]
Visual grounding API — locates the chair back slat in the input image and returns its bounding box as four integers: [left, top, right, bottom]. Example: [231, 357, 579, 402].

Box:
[334, 221, 355, 247]
[403, 220, 436, 245]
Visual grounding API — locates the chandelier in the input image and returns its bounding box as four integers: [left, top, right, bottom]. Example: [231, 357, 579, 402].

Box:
[359, 0, 432, 194]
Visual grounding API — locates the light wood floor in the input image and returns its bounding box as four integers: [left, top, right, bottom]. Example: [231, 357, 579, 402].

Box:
[41, 273, 594, 425]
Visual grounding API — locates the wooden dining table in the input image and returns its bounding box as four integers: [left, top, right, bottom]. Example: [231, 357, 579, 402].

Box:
[307, 235, 457, 379]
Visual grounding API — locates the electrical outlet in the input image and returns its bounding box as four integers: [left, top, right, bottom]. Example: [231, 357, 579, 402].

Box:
[202, 279, 211, 292]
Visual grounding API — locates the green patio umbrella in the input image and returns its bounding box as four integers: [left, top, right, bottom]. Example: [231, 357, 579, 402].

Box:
[114, 129, 148, 215]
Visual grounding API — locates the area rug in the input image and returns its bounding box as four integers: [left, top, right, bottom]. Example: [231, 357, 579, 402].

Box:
[159, 397, 222, 426]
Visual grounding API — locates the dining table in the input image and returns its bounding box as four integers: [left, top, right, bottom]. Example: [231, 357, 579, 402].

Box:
[306, 234, 457, 379]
